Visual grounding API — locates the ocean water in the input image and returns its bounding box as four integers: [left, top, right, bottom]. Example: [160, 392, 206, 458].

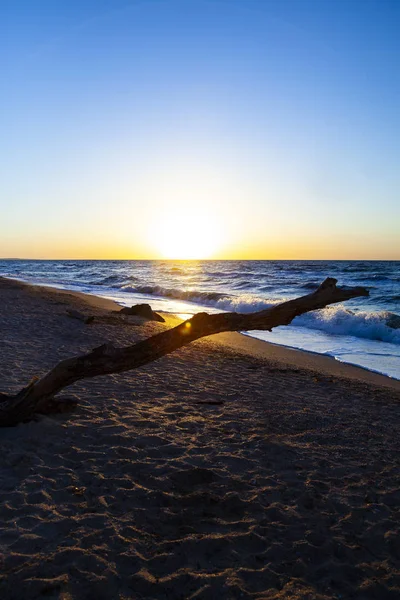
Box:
[0, 260, 399, 379]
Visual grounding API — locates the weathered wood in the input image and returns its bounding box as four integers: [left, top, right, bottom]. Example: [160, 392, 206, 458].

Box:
[118, 303, 165, 322]
[66, 309, 95, 324]
[0, 278, 368, 427]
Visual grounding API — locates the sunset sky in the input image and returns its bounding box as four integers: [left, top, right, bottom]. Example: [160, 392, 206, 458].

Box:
[1, 0, 399, 260]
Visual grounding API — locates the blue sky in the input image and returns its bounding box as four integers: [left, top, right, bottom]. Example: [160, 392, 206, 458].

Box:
[1, 0, 399, 258]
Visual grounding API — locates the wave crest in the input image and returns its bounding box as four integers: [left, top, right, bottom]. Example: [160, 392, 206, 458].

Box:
[121, 284, 229, 303]
[296, 307, 400, 344]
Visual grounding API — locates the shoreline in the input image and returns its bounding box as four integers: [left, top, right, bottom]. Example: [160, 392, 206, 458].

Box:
[2, 275, 399, 391]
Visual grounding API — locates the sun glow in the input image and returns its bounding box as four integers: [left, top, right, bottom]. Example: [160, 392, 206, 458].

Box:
[149, 214, 223, 259]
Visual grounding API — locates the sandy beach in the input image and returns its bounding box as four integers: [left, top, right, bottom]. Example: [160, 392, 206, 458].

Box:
[0, 276, 399, 600]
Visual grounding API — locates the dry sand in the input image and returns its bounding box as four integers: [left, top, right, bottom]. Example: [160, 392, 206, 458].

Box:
[0, 277, 399, 600]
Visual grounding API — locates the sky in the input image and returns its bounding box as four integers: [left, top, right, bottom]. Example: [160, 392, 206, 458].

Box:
[1, 0, 399, 259]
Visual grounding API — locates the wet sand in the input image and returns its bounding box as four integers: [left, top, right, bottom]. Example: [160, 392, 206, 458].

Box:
[0, 277, 399, 599]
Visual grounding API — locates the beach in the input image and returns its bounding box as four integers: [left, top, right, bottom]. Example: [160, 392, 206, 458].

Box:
[2, 259, 399, 380]
[0, 276, 399, 599]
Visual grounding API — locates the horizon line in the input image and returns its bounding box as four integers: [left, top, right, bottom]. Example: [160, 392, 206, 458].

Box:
[1, 257, 399, 262]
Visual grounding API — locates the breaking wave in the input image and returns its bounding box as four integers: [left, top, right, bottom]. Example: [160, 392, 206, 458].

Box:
[295, 307, 400, 344]
[121, 284, 229, 303]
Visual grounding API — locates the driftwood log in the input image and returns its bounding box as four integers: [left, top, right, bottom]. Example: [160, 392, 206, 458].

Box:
[0, 278, 368, 427]
[118, 303, 165, 322]
[66, 309, 95, 324]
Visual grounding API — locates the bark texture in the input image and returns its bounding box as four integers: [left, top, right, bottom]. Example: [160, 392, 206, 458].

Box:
[0, 278, 368, 427]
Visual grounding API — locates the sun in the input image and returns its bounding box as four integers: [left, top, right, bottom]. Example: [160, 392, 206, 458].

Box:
[149, 213, 223, 259]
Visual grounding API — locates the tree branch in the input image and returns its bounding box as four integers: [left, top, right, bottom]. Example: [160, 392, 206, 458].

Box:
[0, 278, 368, 426]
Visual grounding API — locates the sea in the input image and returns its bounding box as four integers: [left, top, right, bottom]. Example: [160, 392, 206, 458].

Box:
[1, 260, 399, 380]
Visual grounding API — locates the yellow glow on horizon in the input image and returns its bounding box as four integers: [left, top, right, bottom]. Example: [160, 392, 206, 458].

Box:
[148, 214, 225, 260]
